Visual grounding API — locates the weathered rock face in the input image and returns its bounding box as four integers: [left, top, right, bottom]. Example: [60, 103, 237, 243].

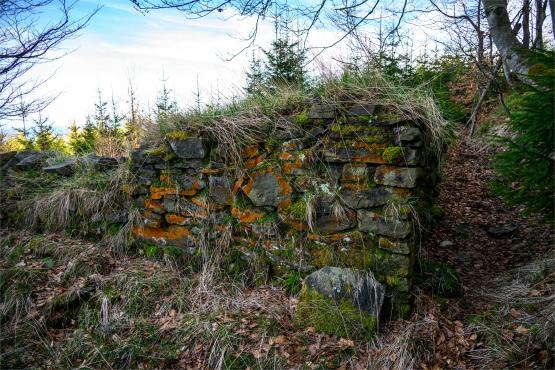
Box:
[126, 100, 441, 324]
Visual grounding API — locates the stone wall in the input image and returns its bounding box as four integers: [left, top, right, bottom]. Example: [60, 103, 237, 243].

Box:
[129, 101, 440, 317]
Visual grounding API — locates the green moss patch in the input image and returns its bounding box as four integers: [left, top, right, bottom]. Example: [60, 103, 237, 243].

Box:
[284, 197, 307, 220]
[294, 286, 378, 339]
[166, 130, 193, 140]
[382, 146, 405, 163]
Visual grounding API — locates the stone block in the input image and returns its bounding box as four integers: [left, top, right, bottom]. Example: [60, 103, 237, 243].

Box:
[243, 168, 292, 208]
[378, 237, 411, 255]
[312, 196, 357, 234]
[309, 103, 335, 119]
[208, 176, 232, 205]
[374, 165, 422, 188]
[43, 160, 77, 176]
[357, 210, 412, 238]
[133, 225, 194, 247]
[393, 126, 423, 147]
[340, 187, 394, 209]
[141, 210, 162, 228]
[347, 102, 376, 116]
[341, 163, 369, 182]
[295, 267, 384, 337]
[168, 137, 208, 159]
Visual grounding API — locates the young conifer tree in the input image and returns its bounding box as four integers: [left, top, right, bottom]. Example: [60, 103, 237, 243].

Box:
[32, 114, 56, 151]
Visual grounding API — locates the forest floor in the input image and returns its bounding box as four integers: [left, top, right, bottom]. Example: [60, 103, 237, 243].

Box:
[0, 130, 553, 369]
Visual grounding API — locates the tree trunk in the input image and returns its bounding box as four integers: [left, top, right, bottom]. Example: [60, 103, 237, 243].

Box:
[550, 0, 555, 39]
[533, 0, 546, 48]
[523, 0, 530, 48]
[482, 0, 536, 78]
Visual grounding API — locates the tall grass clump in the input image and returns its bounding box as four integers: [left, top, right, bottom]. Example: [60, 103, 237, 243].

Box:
[316, 70, 451, 161]
[16, 161, 138, 252]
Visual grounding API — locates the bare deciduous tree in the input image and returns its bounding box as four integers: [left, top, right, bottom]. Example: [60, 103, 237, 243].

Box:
[0, 0, 97, 121]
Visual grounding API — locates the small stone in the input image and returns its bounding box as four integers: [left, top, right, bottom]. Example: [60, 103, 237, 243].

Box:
[440, 240, 453, 247]
[168, 137, 208, 159]
[208, 176, 232, 205]
[487, 224, 517, 237]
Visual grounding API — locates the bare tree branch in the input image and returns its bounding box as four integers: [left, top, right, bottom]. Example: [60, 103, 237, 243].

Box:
[0, 0, 98, 121]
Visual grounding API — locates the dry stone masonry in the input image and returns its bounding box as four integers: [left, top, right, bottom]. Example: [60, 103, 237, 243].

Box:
[129, 100, 441, 330]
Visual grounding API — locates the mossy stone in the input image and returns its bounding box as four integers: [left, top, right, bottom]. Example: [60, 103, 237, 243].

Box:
[295, 286, 379, 338]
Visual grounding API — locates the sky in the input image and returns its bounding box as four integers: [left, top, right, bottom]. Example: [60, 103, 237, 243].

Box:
[6, 0, 436, 134]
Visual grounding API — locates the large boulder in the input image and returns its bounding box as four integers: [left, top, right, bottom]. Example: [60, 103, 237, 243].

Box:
[295, 267, 385, 338]
[13, 151, 50, 170]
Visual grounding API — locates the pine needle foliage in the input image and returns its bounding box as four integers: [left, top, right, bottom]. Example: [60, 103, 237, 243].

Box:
[492, 51, 555, 222]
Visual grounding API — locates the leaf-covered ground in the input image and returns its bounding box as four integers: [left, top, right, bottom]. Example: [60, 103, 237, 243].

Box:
[1, 131, 553, 369]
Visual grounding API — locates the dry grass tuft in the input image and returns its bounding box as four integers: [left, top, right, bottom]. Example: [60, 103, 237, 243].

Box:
[320, 71, 451, 160]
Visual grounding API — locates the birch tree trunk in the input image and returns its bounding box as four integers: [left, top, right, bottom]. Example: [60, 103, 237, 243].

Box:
[482, 0, 535, 77]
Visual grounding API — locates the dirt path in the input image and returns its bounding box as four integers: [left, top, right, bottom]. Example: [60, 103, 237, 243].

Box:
[427, 135, 553, 305]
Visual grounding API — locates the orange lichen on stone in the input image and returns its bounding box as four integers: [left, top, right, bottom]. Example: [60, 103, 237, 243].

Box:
[281, 216, 308, 232]
[240, 144, 260, 159]
[144, 199, 166, 213]
[244, 155, 264, 169]
[165, 213, 191, 225]
[231, 176, 244, 196]
[279, 152, 295, 161]
[341, 181, 368, 191]
[393, 187, 412, 198]
[133, 225, 191, 241]
[159, 172, 176, 186]
[150, 185, 198, 200]
[191, 196, 226, 211]
[231, 206, 264, 225]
